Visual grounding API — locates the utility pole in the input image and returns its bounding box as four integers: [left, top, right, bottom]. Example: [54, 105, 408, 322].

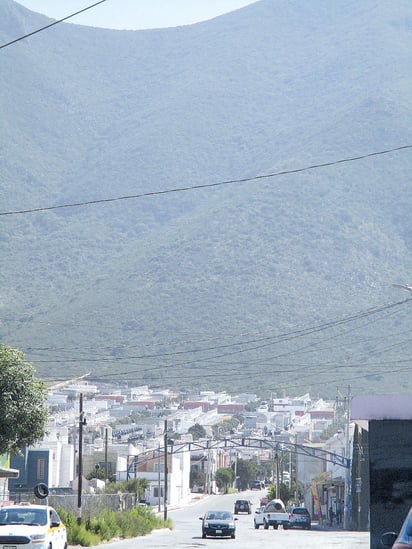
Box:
[104, 427, 108, 483]
[294, 433, 298, 503]
[336, 385, 352, 530]
[163, 419, 168, 521]
[157, 441, 161, 513]
[275, 445, 280, 498]
[77, 393, 85, 524]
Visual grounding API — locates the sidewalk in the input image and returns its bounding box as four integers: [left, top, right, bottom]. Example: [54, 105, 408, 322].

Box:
[154, 492, 209, 515]
[313, 520, 344, 531]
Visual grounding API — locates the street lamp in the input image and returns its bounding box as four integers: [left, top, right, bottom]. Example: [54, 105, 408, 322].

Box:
[392, 284, 412, 292]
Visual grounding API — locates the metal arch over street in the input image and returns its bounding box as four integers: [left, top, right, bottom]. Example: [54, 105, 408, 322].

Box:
[127, 435, 350, 478]
[174, 436, 349, 468]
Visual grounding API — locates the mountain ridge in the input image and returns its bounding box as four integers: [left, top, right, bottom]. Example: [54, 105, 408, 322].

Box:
[1, 0, 411, 397]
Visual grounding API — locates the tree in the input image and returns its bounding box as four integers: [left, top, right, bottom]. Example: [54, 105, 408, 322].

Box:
[190, 469, 206, 490]
[267, 481, 293, 504]
[86, 467, 116, 483]
[188, 423, 206, 440]
[232, 458, 257, 491]
[105, 478, 148, 499]
[0, 344, 48, 455]
[215, 467, 235, 494]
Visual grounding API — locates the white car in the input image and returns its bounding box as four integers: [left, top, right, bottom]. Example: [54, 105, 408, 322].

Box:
[253, 506, 266, 529]
[0, 503, 67, 549]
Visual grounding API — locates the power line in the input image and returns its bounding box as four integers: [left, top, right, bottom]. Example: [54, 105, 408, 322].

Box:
[29, 298, 412, 370]
[0, 0, 109, 50]
[27, 298, 411, 363]
[17, 308, 412, 358]
[1, 144, 410, 216]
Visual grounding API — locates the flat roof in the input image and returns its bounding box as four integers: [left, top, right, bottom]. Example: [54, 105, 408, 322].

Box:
[351, 394, 412, 420]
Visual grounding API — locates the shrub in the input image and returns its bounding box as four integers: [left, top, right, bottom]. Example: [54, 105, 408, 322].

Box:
[57, 507, 172, 546]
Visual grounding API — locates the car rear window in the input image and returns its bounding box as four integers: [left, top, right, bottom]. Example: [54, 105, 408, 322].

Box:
[293, 508, 309, 515]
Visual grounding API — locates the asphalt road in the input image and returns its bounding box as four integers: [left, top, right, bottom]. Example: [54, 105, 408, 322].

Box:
[93, 490, 370, 549]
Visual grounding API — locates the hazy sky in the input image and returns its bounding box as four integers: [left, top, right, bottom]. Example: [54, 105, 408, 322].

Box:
[17, 1, 258, 30]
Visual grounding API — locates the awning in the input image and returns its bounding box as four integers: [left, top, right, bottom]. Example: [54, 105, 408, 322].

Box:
[0, 466, 19, 479]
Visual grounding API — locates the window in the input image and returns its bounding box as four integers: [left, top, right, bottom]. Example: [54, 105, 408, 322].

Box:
[153, 487, 164, 498]
[37, 458, 45, 480]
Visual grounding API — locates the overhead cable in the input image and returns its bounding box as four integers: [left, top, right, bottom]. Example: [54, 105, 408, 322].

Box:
[0, 0, 109, 50]
[0, 144, 411, 216]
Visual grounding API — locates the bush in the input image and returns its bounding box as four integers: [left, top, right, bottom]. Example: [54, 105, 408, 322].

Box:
[57, 507, 172, 546]
[66, 522, 101, 547]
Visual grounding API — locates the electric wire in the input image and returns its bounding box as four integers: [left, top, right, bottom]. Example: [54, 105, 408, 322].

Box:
[37, 299, 412, 388]
[27, 298, 412, 365]
[0, 145, 410, 216]
[0, 0, 109, 50]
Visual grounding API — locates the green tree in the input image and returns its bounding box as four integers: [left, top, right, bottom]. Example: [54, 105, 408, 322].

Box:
[215, 467, 235, 493]
[245, 401, 260, 412]
[0, 344, 48, 455]
[190, 469, 206, 490]
[232, 458, 257, 490]
[86, 467, 116, 483]
[105, 478, 148, 499]
[267, 482, 293, 504]
[188, 423, 206, 440]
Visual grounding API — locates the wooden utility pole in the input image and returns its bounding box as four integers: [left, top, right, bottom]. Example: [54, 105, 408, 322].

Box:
[77, 393, 84, 523]
[163, 419, 168, 521]
[104, 427, 108, 482]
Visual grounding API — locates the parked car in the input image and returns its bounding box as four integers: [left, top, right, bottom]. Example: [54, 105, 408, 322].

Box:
[381, 506, 412, 548]
[289, 507, 311, 529]
[0, 503, 67, 549]
[263, 498, 290, 529]
[251, 480, 264, 490]
[199, 510, 237, 539]
[234, 499, 252, 514]
[253, 506, 266, 529]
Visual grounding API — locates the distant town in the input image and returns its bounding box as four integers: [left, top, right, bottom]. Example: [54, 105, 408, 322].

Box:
[3, 379, 361, 528]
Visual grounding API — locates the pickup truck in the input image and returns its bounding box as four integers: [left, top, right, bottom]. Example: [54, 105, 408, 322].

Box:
[262, 499, 290, 530]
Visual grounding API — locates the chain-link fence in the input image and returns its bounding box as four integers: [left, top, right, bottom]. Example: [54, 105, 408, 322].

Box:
[10, 492, 139, 518]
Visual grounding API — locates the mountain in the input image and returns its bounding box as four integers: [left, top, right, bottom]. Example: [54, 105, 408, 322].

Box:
[1, 0, 411, 397]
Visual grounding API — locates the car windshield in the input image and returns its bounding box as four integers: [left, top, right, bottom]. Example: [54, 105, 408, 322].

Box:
[206, 511, 232, 520]
[0, 508, 48, 526]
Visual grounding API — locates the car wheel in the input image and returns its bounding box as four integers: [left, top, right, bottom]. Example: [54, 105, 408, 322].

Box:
[283, 524, 289, 530]
[273, 524, 278, 529]
[264, 520, 269, 530]
[231, 533, 235, 539]
[254, 521, 259, 529]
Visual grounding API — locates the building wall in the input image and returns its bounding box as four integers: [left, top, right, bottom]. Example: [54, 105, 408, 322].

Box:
[369, 420, 412, 549]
